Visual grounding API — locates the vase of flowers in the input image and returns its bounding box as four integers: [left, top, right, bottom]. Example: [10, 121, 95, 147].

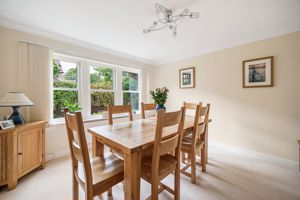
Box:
[150, 87, 169, 110]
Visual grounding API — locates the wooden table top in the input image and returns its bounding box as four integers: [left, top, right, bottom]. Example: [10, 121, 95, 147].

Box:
[88, 116, 197, 154]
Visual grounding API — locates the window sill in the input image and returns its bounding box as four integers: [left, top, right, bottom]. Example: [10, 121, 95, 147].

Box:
[49, 113, 141, 127]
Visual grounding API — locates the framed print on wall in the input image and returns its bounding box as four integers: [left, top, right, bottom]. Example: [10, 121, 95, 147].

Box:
[179, 67, 195, 88]
[243, 56, 273, 88]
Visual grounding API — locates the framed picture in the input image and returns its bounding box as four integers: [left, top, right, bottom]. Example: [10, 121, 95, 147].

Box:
[0, 120, 15, 130]
[179, 67, 195, 88]
[243, 56, 273, 88]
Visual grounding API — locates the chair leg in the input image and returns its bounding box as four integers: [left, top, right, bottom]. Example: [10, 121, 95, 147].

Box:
[151, 181, 159, 200]
[174, 168, 180, 200]
[72, 174, 79, 200]
[107, 188, 113, 200]
[201, 147, 206, 172]
[191, 153, 196, 184]
[85, 193, 93, 200]
[187, 153, 191, 162]
[181, 152, 186, 164]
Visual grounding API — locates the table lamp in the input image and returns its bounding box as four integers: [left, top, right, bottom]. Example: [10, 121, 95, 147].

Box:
[0, 92, 34, 125]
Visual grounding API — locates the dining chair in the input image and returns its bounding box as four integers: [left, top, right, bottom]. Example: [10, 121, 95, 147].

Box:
[141, 107, 186, 200]
[108, 104, 133, 124]
[180, 104, 210, 184]
[141, 102, 156, 119]
[64, 108, 124, 200]
[181, 101, 202, 163]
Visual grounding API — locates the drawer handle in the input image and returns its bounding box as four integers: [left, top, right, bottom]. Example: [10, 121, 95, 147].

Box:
[18, 152, 23, 155]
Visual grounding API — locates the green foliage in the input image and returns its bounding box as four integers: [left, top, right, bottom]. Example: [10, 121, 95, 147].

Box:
[122, 71, 138, 91]
[91, 67, 113, 83]
[150, 87, 169, 105]
[54, 81, 77, 88]
[90, 67, 113, 90]
[53, 60, 61, 79]
[123, 93, 139, 111]
[53, 90, 78, 118]
[90, 82, 113, 90]
[65, 68, 77, 81]
[91, 91, 114, 115]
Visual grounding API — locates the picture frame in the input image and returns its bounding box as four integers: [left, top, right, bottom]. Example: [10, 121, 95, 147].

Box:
[179, 67, 195, 88]
[0, 120, 15, 130]
[243, 56, 273, 88]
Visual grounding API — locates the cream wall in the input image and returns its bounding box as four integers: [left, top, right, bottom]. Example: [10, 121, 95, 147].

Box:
[0, 26, 154, 156]
[154, 31, 300, 162]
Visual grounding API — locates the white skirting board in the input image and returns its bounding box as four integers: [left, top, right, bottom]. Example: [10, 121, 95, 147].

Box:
[45, 141, 298, 166]
[45, 143, 92, 162]
[209, 140, 298, 166]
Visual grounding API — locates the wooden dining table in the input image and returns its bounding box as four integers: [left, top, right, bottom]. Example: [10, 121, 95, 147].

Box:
[87, 116, 209, 200]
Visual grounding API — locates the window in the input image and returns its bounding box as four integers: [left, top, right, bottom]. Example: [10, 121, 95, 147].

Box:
[90, 66, 114, 116]
[51, 54, 141, 122]
[52, 58, 79, 119]
[122, 71, 140, 113]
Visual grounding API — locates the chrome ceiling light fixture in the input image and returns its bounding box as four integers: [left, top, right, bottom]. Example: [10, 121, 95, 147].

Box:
[143, 3, 199, 37]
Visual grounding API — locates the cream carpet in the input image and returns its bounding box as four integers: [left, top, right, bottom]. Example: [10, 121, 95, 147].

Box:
[1, 145, 299, 200]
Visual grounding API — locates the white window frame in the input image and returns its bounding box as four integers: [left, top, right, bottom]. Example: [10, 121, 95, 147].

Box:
[87, 61, 116, 119]
[51, 55, 81, 123]
[50, 53, 141, 124]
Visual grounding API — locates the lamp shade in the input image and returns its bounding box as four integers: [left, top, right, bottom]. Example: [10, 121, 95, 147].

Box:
[0, 92, 34, 107]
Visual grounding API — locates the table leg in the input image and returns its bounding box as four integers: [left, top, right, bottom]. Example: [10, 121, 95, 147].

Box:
[124, 150, 141, 200]
[92, 134, 104, 158]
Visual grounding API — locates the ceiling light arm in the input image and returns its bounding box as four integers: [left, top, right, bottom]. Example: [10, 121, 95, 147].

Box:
[143, 3, 199, 37]
[148, 24, 169, 32]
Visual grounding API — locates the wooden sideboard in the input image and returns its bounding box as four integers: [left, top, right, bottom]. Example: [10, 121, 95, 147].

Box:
[0, 121, 46, 189]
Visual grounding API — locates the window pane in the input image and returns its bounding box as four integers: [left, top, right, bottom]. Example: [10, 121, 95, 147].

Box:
[122, 71, 138, 91]
[53, 90, 78, 118]
[53, 59, 77, 88]
[91, 92, 114, 115]
[90, 66, 113, 90]
[123, 92, 139, 112]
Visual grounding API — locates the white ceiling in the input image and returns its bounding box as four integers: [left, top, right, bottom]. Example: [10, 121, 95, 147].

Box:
[0, 0, 300, 65]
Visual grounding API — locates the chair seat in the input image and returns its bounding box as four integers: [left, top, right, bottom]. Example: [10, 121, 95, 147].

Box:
[77, 153, 124, 188]
[141, 154, 177, 182]
[181, 137, 204, 153]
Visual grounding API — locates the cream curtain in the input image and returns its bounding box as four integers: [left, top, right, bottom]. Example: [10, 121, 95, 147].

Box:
[18, 42, 52, 122]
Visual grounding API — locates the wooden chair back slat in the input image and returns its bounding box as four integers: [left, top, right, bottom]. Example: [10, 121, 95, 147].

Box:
[141, 102, 156, 119]
[66, 115, 80, 132]
[196, 123, 206, 136]
[108, 104, 133, 124]
[183, 101, 202, 110]
[64, 108, 93, 190]
[159, 134, 179, 156]
[199, 106, 208, 117]
[72, 141, 84, 162]
[194, 104, 210, 139]
[161, 110, 183, 127]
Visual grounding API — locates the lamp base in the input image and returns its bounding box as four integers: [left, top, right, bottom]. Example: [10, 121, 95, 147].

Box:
[9, 106, 25, 125]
